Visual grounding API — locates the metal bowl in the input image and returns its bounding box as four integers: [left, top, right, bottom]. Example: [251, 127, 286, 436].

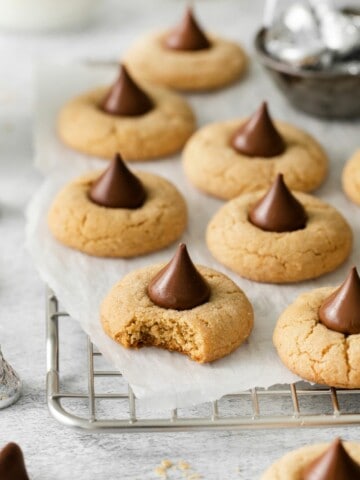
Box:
[254, 28, 360, 119]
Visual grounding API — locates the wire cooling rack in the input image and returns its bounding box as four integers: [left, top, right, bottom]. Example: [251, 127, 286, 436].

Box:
[46, 289, 360, 432]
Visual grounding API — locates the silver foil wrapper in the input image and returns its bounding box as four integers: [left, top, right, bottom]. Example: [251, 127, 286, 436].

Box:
[265, 2, 326, 68]
[0, 347, 22, 409]
[311, 0, 360, 56]
[265, 0, 360, 72]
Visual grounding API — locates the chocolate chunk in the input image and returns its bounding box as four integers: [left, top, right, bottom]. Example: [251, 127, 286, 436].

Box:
[0, 443, 30, 480]
[319, 267, 360, 335]
[100, 65, 153, 116]
[89, 153, 146, 209]
[249, 173, 307, 232]
[303, 438, 360, 480]
[231, 102, 285, 157]
[148, 243, 210, 310]
[165, 7, 211, 51]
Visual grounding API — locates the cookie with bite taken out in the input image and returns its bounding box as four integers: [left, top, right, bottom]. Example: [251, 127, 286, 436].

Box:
[101, 244, 253, 363]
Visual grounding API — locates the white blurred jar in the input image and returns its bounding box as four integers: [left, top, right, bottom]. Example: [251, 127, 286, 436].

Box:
[0, 0, 102, 32]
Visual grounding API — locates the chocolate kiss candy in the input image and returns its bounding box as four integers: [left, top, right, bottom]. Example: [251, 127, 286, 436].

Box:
[231, 102, 286, 157]
[148, 243, 211, 310]
[249, 174, 307, 232]
[89, 153, 146, 209]
[100, 65, 153, 116]
[0, 443, 30, 480]
[303, 438, 360, 480]
[165, 7, 211, 51]
[319, 267, 360, 335]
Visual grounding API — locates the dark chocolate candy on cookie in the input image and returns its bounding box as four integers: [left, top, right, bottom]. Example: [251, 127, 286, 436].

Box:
[319, 267, 360, 335]
[0, 443, 30, 480]
[164, 7, 211, 51]
[249, 173, 307, 232]
[303, 438, 360, 480]
[147, 243, 210, 310]
[89, 153, 146, 209]
[100, 65, 153, 116]
[231, 102, 285, 157]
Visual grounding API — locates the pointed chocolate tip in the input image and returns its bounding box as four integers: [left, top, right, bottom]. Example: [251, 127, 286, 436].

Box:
[100, 64, 153, 117]
[231, 102, 286, 157]
[0, 443, 30, 480]
[249, 173, 307, 232]
[120, 64, 130, 77]
[303, 438, 360, 480]
[147, 243, 210, 310]
[165, 6, 211, 51]
[89, 153, 146, 209]
[319, 267, 360, 335]
[259, 101, 268, 114]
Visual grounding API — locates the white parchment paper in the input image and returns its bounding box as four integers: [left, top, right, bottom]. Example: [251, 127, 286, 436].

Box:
[26, 55, 360, 409]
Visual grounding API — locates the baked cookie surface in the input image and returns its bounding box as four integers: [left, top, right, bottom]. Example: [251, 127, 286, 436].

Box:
[183, 119, 328, 199]
[206, 191, 352, 283]
[343, 149, 360, 205]
[101, 265, 253, 363]
[261, 442, 360, 479]
[273, 287, 360, 388]
[58, 84, 195, 160]
[125, 33, 247, 91]
[48, 171, 187, 257]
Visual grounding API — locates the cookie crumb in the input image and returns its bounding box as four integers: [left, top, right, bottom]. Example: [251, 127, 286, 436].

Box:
[154, 467, 167, 478]
[155, 459, 203, 479]
[178, 461, 190, 471]
[155, 459, 173, 478]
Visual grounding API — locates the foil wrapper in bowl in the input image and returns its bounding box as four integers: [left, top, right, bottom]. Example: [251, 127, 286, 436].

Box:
[255, 26, 360, 118]
[265, 2, 326, 67]
[264, 0, 360, 74]
[0, 347, 22, 409]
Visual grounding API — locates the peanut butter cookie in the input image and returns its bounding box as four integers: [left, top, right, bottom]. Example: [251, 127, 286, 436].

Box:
[342, 149, 360, 205]
[273, 278, 360, 389]
[183, 116, 327, 200]
[58, 79, 195, 161]
[262, 441, 360, 480]
[206, 189, 352, 283]
[101, 245, 253, 363]
[48, 169, 187, 258]
[124, 8, 247, 91]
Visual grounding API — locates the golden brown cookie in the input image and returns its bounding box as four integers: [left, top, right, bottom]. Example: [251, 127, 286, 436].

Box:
[261, 442, 360, 479]
[342, 149, 360, 205]
[58, 84, 195, 161]
[206, 191, 352, 283]
[124, 33, 247, 91]
[183, 119, 328, 199]
[273, 287, 360, 388]
[48, 170, 187, 257]
[101, 264, 253, 363]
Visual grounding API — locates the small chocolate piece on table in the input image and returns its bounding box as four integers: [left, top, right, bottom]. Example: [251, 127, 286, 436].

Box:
[0, 443, 30, 480]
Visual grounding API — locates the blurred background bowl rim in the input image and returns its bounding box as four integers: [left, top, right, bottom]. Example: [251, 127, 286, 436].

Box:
[254, 27, 360, 80]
